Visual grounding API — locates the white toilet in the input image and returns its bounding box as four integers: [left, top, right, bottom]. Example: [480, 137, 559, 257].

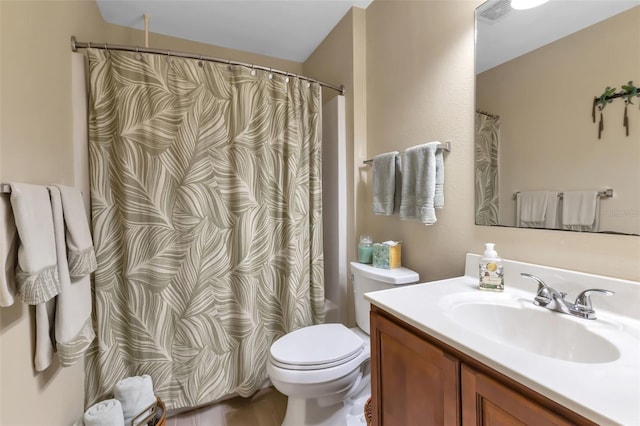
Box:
[267, 262, 419, 426]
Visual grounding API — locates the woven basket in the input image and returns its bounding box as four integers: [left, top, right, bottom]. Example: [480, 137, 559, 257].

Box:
[154, 397, 166, 426]
[364, 397, 373, 426]
[130, 397, 166, 426]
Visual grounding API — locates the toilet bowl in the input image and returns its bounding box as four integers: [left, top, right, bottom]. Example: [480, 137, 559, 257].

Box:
[267, 262, 419, 426]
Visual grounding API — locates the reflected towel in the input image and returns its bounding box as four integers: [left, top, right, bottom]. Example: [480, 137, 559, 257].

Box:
[372, 151, 400, 215]
[84, 399, 125, 426]
[9, 183, 60, 304]
[434, 148, 445, 208]
[0, 194, 17, 307]
[516, 191, 550, 228]
[400, 142, 439, 224]
[562, 191, 600, 232]
[114, 375, 156, 426]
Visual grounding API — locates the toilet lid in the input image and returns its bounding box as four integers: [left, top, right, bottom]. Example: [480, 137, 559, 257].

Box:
[270, 323, 365, 369]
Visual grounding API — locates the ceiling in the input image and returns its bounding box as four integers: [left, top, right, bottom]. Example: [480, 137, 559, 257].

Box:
[476, 0, 640, 73]
[96, 0, 373, 63]
[96, 0, 638, 68]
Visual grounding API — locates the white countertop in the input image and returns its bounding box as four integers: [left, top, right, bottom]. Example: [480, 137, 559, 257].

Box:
[365, 254, 640, 425]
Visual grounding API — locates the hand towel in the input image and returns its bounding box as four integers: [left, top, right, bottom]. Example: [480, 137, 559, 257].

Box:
[114, 375, 156, 426]
[34, 299, 56, 372]
[0, 194, 17, 307]
[562, 191, 600, 232]
[372, 151, 400, 215]
[48, 186, 95, 367]
[400, 142, 439, 224]
[9, 183, 60, 304]
[434, 148, 445, 208]
[516, 191, 550, 228]
[55, 185, 97, 277]
[83, 399, 125, 426]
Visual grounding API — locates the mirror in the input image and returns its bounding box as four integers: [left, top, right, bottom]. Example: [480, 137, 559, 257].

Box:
[475, 0, 640, 236]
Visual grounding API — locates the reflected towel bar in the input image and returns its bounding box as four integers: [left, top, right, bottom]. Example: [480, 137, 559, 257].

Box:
[363, 141, 451, 165]
[512, 189, 613, 200]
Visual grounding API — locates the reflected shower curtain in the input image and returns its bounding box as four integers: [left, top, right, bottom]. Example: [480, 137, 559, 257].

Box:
[84, 49, 324, 410]
[475, 112, 500, 226]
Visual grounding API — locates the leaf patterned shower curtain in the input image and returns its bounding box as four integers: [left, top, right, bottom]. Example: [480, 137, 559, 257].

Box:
[84, 49, 324, 410]
[475, 112, 500, 226]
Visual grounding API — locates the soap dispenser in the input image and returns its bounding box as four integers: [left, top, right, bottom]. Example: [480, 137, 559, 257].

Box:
[479, 243, 504, 291]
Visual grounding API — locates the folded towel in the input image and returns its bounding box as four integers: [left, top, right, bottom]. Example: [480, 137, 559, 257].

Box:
[400, 142, 439, 224]
[562, 191, 600, 232]
[372, 151, 400, 215]
[114, 375, 156, 426]
[55, 185, 97, 277]
[543, 192, 559, 229]
[0, 194, 17, 307]
[84, 399, 125, 426]
[516, 191, 550, 228]
[9, 183, 60, 304]
[49, 186, 95, 367]
[434, 148, 445, 208]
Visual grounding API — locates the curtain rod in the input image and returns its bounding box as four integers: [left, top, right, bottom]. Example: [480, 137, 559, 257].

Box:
[476, 110, 500, 120]
[70, 36, 345, 96]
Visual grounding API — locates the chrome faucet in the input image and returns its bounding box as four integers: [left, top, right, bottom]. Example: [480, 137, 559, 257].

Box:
[520, 273, 614, 320]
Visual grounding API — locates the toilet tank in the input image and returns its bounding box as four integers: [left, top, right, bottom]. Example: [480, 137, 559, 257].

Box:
[350, 262, 419, 334]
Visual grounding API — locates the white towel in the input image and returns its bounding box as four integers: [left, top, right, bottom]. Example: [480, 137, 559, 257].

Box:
[9, 183, 60, 304]
[34, 299, 56, 371]
[516, 191, 550, 228]
[0, 194, 17, 307]
[543, 192, 559, 229]
[372, 151, 400, 215]
[114, 375, 156, 426]
[84, 399, 125, 426]
[49, 186, 95, 367]
[434, 148, 445, 208]
[400, 142, 439, 224]
[562, 191, 600, 232]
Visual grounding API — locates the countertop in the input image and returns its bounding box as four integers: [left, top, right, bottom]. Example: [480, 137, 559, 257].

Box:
[364, 254, 640, 425]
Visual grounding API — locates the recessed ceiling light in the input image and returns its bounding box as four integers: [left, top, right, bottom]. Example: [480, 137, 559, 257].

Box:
[510, 0, 550, 10]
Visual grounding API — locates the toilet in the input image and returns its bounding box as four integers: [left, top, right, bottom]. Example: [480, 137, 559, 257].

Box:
[267, 262, 419, 426]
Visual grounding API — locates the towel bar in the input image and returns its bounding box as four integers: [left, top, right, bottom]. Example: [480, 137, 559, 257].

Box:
[512, 189, 613, 200]
[363, 141, 451, 165]
[0, 183, 11, 194]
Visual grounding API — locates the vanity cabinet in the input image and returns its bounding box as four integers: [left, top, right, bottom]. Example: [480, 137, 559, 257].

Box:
[370, 306, 596, 426]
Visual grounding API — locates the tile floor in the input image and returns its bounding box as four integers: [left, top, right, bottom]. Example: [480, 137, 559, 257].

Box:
[166, 387, 287, 426]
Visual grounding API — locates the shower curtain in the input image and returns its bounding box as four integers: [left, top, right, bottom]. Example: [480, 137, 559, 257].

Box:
[475, 112, 500, 226]
[84, 49, 325, 410]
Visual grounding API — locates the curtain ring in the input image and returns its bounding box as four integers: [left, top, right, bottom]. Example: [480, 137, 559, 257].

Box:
[268, 68, 273, 80]
[135, 46, 142, 61]
[250, 64, 257, 76]
[166, 50, 173, 64]
[198, 55, 204, 68]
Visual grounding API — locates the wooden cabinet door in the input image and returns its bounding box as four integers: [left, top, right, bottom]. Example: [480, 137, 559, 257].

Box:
[461, 365, 574, 426]
[370, 311, 460, 426]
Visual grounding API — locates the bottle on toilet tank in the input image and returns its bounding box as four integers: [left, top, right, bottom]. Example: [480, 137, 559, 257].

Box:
[479, 243, 504, 291]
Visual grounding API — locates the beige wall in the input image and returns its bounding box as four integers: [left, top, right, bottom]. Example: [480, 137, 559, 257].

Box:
[0, 1, 302, 424]
[304, 7, 367, 327]
[477, 7, 640, 234]
[362, 0, 639, 284]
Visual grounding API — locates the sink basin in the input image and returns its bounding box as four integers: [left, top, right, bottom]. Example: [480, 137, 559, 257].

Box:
[448, 301, 620, 364]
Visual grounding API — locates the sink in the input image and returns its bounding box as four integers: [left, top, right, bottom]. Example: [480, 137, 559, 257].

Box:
[447, 301, 620, 364]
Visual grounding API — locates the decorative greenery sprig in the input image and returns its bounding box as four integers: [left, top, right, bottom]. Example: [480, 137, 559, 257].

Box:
[621, 81, 639, 106]
[593, 81, 640, 138]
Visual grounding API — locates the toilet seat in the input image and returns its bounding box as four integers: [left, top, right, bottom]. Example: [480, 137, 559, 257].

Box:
[270, 323, 365, 370]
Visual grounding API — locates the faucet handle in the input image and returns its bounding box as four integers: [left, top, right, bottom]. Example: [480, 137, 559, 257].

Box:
[521, 273, 553, 305]
[520, 273, 548, 293]
[574, 289, 615, 310]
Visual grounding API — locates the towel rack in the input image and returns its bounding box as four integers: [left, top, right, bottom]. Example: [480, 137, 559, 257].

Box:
[363, 141, 451, 165]
[512, 189, 613, 200]
[0, 183, 11, 194]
